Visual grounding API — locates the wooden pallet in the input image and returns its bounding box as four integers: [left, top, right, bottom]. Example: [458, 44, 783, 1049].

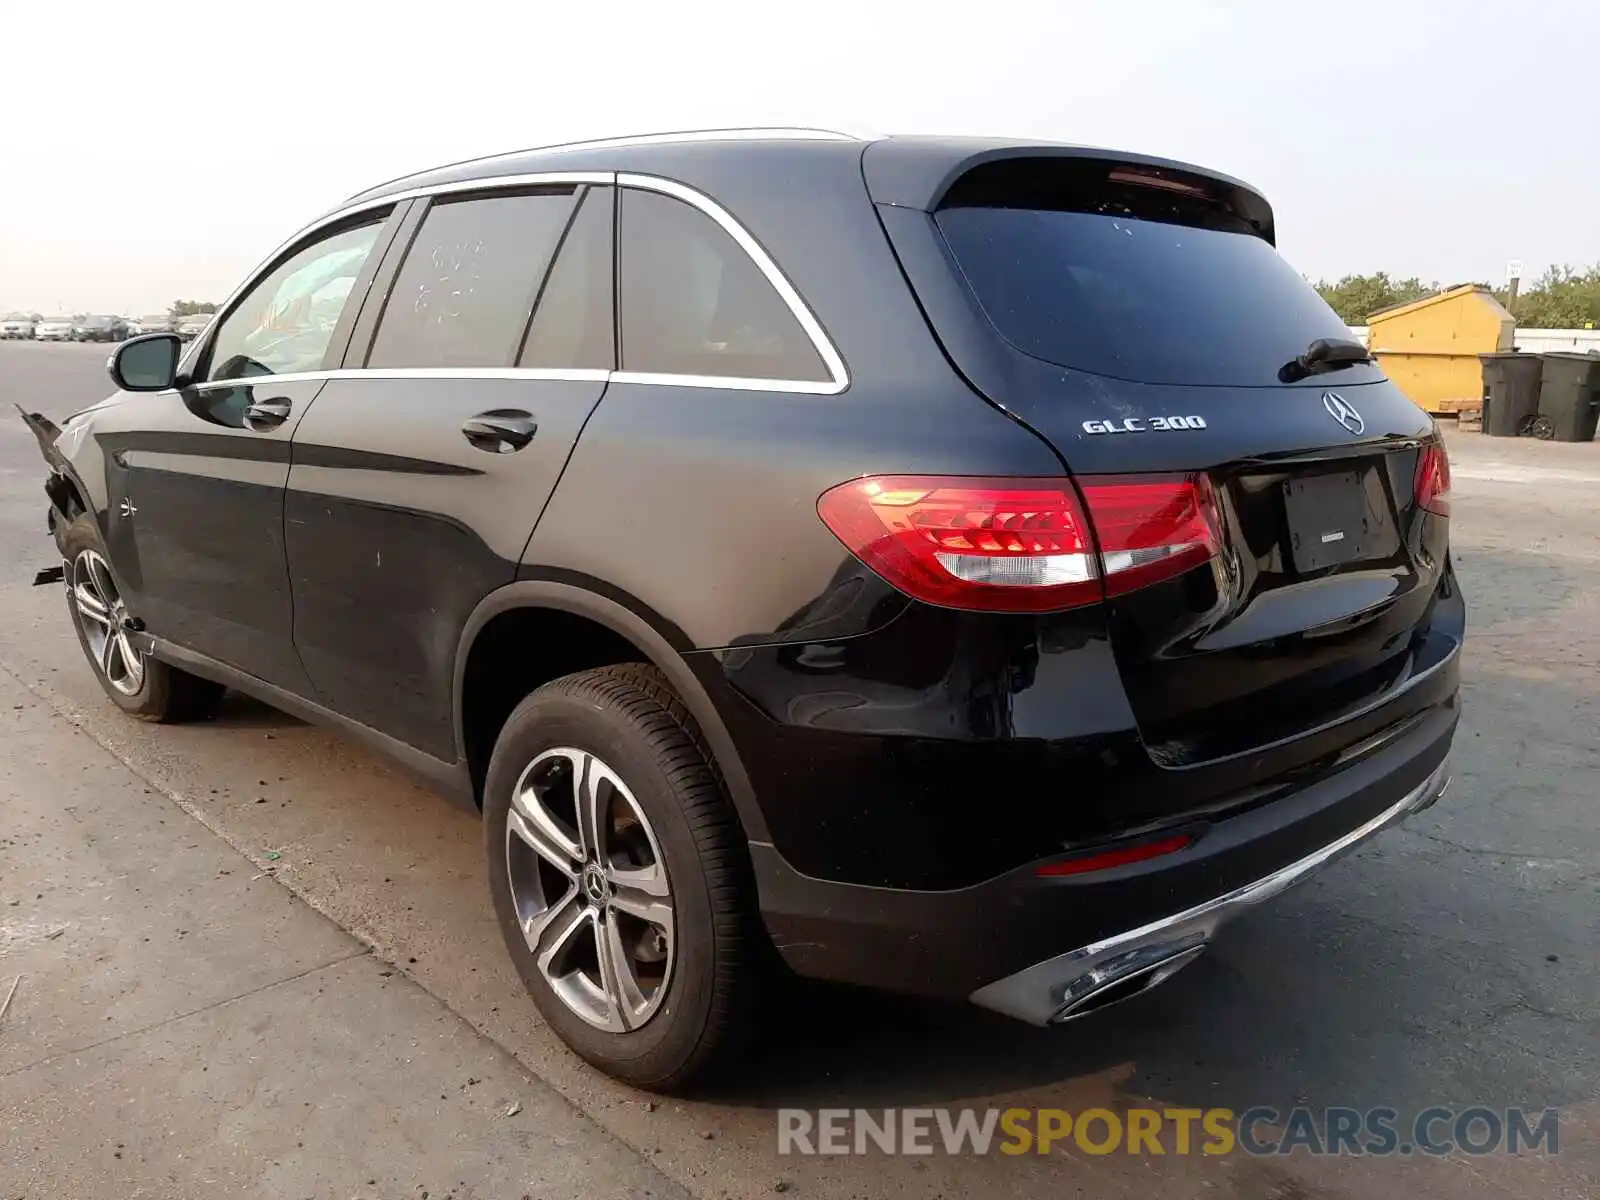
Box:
[1428, 396, 1484, 415]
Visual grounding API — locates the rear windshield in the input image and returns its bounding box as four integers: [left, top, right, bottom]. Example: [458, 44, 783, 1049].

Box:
[935, 170, 1360, 387]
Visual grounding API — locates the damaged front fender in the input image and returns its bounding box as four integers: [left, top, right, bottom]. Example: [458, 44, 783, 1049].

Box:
[16, 403, 65, 472]
[15, 403, 92, 548]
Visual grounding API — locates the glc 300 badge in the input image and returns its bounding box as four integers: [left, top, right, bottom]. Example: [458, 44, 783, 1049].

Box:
[1082, 415, 1208, 435]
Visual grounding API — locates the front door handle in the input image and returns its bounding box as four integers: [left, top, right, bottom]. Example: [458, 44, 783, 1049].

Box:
[461, 409, 537, 453]
[243, 396, 292, 431]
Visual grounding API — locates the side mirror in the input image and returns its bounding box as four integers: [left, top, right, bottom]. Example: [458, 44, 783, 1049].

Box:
[108, 333, 182, 392]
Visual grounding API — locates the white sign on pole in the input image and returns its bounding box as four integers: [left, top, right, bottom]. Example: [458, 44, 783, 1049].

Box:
[1506, 259, 1525, 283]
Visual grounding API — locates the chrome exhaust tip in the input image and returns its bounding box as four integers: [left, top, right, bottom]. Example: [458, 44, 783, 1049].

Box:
[1049, 944, 1206, 1023]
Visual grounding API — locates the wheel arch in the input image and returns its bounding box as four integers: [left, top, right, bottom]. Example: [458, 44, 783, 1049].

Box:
[452, 577, 768, 842]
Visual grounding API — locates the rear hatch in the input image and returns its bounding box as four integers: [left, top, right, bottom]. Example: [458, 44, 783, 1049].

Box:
[870, 148, 1458, 774]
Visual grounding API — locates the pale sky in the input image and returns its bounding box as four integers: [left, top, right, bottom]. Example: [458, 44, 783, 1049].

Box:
[3, 0, 1596, 315]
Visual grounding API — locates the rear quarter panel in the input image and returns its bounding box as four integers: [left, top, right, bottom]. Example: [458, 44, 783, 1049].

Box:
[522, 146, 1065, 647]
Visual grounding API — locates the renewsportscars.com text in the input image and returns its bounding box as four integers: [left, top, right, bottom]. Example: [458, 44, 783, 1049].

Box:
[777, 1106, 1561, 1157]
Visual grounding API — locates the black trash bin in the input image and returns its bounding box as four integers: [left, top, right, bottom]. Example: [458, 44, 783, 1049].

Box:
[1534, 353, 1600, 442]
[1478, 352, 1543, 437]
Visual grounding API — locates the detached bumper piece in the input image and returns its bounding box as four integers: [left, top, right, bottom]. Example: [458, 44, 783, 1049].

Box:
[969, 758, 1451, 1025]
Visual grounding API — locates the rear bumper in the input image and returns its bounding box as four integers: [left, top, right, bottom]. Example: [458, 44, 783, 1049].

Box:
[751, 693, 1457, 1005]
[970, 756, 1449, 1023]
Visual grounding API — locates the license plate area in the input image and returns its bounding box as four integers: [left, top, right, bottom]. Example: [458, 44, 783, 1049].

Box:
[1284, 469, 1374, 571]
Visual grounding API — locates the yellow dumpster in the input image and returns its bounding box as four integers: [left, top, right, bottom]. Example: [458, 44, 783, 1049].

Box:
[1366, 285, 1514, 414]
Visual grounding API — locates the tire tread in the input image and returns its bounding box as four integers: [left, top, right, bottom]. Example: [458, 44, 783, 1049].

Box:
[506, 662, 755, 1091]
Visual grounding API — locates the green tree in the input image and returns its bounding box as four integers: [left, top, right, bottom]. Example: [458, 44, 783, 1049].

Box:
[169, 300, 219, 318]
[1313, 273, 1439, 325]
[1500, 264, 1600, 329]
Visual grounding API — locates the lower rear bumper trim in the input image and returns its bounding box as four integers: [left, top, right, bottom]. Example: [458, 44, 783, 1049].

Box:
[968, 758, 1451, 1025]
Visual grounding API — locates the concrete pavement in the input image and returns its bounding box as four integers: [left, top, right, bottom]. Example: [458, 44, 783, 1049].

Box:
[0, 665, 689, 1200]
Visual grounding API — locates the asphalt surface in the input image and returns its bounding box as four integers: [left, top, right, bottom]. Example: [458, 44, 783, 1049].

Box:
[1, 340, 1595, 1198]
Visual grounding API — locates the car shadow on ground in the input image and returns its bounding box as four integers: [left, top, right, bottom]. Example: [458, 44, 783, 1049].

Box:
[709, 857, 1589, 1120]
[206, 690, 306, 731]
[698, 658, 1596, 1127]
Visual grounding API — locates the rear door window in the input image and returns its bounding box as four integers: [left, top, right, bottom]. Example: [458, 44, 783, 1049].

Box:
[368, 189, 577, 369]
[519, 186, 615, 371]
[616, 187, 829, 383]
[934, 162, 1365, 387]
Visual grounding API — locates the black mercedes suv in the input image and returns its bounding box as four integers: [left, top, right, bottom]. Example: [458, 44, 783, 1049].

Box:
[23, 128, 1461, 1091]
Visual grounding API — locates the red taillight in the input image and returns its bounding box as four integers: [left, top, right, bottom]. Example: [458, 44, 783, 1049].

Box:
[816, 474, 1221, 613]
[1078, 475, 1223, 599]
[1035, 833, 1193, 877]
[816, 476, 1099, 613]
[1415, 441, 1451, 517]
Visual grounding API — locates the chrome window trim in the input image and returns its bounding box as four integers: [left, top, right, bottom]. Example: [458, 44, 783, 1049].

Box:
[616, 172, 848, 393]
[190, 366, 611, 392]
[353, 170, 614, 213]
[607, 371, 841, 395]
[184, 167, 850, 395]
[187, 366, 845, 394]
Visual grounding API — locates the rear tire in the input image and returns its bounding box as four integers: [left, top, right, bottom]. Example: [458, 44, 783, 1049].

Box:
[483, 663, 755, 1092]
[61, 516, 225, 723]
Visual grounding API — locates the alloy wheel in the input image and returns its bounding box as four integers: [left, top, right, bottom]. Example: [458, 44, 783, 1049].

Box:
[505, 747, 675, 1032]
[70, 549, 145, 696]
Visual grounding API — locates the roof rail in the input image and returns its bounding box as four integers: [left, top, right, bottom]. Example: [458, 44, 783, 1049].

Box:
[346, 127, 875, 204]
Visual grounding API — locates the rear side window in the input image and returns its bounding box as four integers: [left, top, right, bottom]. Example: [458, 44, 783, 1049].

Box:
[519, 186, 614, 371]
[617, 187, 828, 383]
[934, 161, 1359, 387]
[368, 189, 576, 369]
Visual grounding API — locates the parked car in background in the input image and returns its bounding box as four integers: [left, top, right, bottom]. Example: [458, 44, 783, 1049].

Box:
[130, 314, 174, 337]
[0, 313, 35, 339]
[72, 315, 129, 343]
[20, 129, 1460, 1093]
[175, 314, 212, 341]
[34, 316, 77, 342]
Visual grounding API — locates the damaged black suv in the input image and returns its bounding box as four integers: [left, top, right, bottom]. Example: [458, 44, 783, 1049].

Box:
[23, 128, 1461, 1091]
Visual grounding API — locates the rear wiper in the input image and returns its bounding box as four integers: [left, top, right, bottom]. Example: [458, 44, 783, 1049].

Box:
[1278, 337, 1373, 383]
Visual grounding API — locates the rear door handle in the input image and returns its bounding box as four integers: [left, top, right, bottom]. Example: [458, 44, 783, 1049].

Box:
[461, 409, 537, 453]
[243, 397, 292, 431]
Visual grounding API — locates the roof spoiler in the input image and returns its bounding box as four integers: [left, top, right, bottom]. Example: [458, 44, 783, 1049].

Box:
[862, 138, 1275, 245]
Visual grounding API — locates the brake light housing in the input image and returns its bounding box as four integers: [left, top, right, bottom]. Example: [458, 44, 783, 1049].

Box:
[816, 473, 1222, 614]
[1078, 475, 1223, 599]
[1415, 441, 1451, 517]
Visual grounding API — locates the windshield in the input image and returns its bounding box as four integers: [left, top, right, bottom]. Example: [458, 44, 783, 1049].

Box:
[44, 316, 73, 324]
[3, 313, 29, 321]
[936, 205, 1363, 387]
[82, 316, 113, 327]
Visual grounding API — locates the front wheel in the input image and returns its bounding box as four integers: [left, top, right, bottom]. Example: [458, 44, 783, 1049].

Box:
[61, 517, 224, 722]
[483, 664, 756, 1092]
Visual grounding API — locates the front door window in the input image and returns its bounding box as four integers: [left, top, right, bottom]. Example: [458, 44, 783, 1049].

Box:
[204, 219, 386, 382]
